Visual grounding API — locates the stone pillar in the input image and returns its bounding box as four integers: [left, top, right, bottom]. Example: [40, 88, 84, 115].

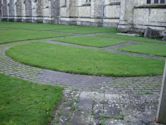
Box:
[51, 0, 60, 23]
[157, 61, 166, 124]
[36, 0, 43, 22]
[68, 0, 78, 17]
[5, 0, 9, 19]
[43, 0, 51, 23]
[32, 0, 37, 22]
[21, 0, 26, 21]
[25, 0, 32, 22]
[91, 0, 104, 26]
[66, 0, 78, 25]
[118, 0, 137, 32]
[8, 0, 15, 21]
[14, 0, 17, 20]
[2, 0, 8, 20]
[15, 0, 22, 21]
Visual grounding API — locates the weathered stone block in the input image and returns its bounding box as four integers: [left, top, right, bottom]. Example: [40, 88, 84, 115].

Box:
[162, 31, 166, 41]
[144, 27, 161, 38]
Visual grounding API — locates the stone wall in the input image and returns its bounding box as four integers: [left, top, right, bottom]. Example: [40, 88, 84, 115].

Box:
[103, 0, 121, 27]
[133, 6, 166, 31]
[0, 0, 166, 32]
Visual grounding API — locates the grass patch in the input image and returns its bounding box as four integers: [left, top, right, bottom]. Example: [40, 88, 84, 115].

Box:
[0, 28, 67, 44]
[53, 35, 126, 47]
[53, 33, 164, 48]
[0, 74, 63, 125]
[97, 33, 163, 43]
[121, 42, 166, 57]
[6, 42, 164, 77]
[0, 22, 117, 34]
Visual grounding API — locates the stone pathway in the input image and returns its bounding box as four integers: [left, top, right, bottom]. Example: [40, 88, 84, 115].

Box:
[0, 40, 164, 125]
[51, 76, 162, 125]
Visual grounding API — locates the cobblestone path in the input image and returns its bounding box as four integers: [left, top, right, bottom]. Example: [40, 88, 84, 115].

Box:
[0, 40, 164, 125]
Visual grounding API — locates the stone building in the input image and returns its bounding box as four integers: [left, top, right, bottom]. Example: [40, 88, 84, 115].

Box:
[0, 0, 166, 32]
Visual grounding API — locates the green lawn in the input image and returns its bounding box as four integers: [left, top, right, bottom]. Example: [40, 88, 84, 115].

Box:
[0, 28, 67, 44]
[0, 22, 118, 44]
[1, 21, 165, 125]
[53, 33, 163, 48]
[0, 74, 63, 125]
[1, 22, 162, 46]
[97, 33, 163, 43]
[7, 42, 164, 77]
[121, 42, 166, 57]
[53, 35, 126, 47]
[0, 22, 117, 34]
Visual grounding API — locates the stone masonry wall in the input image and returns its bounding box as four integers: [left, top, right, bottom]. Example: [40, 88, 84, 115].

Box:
[16, 0, 22, 17]
[0, 0, 166, 31]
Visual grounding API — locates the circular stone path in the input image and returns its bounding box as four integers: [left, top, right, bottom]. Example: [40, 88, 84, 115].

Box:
[0, 39, 164, 125]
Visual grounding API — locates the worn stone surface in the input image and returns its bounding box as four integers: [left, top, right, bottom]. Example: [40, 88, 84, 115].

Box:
[51, 87, 162, 125]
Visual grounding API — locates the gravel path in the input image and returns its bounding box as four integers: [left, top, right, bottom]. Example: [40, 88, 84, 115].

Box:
[0, 40, 164, 125]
